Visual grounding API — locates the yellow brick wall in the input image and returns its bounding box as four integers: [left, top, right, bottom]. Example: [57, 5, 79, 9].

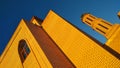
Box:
[106, 26, 120, 54]
[42, 10, 120, 67]
[0, 20, 52, 68]
[0, 23, 23, 68]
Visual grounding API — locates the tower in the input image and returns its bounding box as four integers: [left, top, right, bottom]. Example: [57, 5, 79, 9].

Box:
[118, 11, 120, 18]
[81, 13, 120, 39]
[81, 13, 120, 54]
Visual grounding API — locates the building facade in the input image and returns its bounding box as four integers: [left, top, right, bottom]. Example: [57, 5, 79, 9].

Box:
[0, 10, 120, 68]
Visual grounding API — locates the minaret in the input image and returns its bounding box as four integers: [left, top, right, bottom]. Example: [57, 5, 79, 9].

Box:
[81, 13, 119, 39]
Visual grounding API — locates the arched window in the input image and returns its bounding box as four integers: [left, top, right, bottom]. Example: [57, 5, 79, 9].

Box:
[18, 40, 30, 63]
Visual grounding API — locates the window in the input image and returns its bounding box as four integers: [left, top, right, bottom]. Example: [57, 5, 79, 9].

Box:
[101, 20, 112, 26]
[87, 17, 93, 21]
[98, 24, 108, 30]
[18, 40, 30, 63]
[85, 21, 91, 25]
[96, 28, 106, 34]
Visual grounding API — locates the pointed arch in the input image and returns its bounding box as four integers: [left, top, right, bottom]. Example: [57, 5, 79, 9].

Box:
[18, 39, 30, 63]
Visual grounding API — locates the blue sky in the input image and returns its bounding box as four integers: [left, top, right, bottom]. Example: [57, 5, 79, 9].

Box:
[0, 0, 120, 55]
